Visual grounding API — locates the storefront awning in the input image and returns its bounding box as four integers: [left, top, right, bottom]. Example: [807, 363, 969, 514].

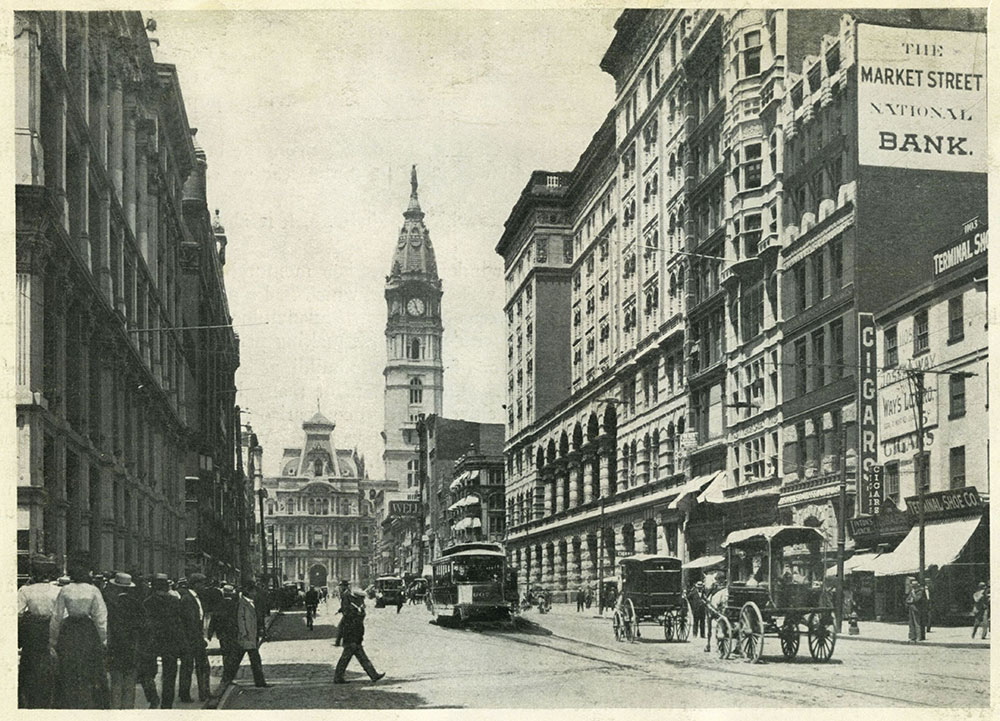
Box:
[862, 517, 982, 577]
[825, 552, 880, 576]
[684, 554, 726, 570]
[697, 471, 729, 504]
[667, 471, 723, 510]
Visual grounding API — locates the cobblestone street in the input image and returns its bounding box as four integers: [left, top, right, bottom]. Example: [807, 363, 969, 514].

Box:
[220, 602, 990, 709]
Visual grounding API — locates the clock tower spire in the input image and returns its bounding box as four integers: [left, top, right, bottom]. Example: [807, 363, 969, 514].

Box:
[383, 165, 444, 493]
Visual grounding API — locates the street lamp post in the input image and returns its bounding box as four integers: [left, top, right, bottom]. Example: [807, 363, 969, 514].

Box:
[258, 488, 268, 584]
[912, 371, 927, 588]
[836, 423, 848, 632]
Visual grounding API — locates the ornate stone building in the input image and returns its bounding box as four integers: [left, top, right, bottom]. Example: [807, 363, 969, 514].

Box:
[14, 11, 245, 582]
[497, 8, 986, 605]
[262, 411, 375, 587]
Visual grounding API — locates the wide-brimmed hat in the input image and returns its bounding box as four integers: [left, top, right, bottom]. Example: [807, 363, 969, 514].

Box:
[151, 573, 170, 589]
[57, 576, 70, 586]
[189, 572, 207, 585]
[177, 577, 190, 588]
[109, 572, 135, 588]
[222, 583, 235, 595]
[978, 582, 987, 588]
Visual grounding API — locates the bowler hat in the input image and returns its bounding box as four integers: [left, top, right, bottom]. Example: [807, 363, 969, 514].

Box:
[978, 582, 987, 588]
[109, 572, 136, 588]
[177, 577, 190, 588]
[189, 572, 207, 585]
[151, 573, 169, 589]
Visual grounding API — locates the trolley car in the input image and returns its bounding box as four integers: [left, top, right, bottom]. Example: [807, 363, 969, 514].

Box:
[712, 525, 837, 663]
[427, 542, 518, 624]
[612, 554, 688, 643]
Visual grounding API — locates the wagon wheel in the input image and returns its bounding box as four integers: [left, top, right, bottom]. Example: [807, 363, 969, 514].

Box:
[807, 611, 836, 662]
[663, 613, 675, 641]
[779, 618, 800, 659]
[623, 599, 637, 643]
[738, 602, 764, 664]
[613, 610, 624, 642]
[714, 615, 733, 659]
[675, 610, 690, 642]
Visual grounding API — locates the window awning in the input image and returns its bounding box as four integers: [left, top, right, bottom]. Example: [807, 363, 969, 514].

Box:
[862, 517, 982, 577]
[667, 471, 723, 510]
[470, 517, 482, 529]
[454, 518, 470, 531]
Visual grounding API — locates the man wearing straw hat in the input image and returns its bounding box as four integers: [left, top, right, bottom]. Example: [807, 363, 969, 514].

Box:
[106, 572, 144, 709]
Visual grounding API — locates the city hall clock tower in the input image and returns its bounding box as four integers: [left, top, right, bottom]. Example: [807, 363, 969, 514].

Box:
[383, 166, 444, 492]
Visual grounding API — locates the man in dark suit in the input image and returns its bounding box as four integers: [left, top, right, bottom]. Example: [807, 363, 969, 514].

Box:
[333, 588, 385, 684]
[142, 574, 184, 708]
[177, 576, 210, 702]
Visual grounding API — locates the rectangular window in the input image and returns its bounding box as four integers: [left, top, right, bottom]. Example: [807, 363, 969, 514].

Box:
[950, 446, 966, 489]
[885, 326, 898, 368]
[812, 329, 826, 388]
[885, 461, 900, 503]
[949, 295, 964, 342]
[812, 250, 826, 304]
[949, 373, 966, 417]
[830, 237, 843, 291]
[795, 339, 807, 396]
[743, 144, 762, 190]
[914, 310, 929, 353]
[916, 452, 931, 492]
[740, 282, 764, 342]
[794, 263, 807, 312]
[830, 318, 844, 380]
[795, 422, 807, 480]
[743, 31, 761, 76]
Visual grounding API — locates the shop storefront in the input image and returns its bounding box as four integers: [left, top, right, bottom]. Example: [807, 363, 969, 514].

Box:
[848, 487, 988, 622]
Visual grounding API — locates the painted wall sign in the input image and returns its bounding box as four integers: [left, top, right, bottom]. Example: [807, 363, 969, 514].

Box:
[857, 312, 879, 514]
[389, 500, 422, 518]
[905, 486, 983, 521]
[857, 23, 987, 173]
[933, 217, 988, 277]
[878, 362, 938, 441]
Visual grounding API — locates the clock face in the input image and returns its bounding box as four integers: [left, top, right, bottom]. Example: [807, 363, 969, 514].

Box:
[407, 298, 425, 316]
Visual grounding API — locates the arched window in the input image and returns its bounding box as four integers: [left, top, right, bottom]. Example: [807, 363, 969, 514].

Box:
[409, 377, 423, 404]
[408, 337, 422, 360]
[313, 459, 323, 477]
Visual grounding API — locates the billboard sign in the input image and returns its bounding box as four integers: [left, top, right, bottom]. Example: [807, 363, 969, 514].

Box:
[878, 361, 938, 441]
[857, 312, 879, 514]
[389, 500, 422, 518]
[857, 23, 987, 173]
[933, 216, 988, 277]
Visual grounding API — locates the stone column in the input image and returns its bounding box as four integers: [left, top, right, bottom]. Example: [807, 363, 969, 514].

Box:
[540, 472, 552, 518]
[568, 460, 580, 509]
[554, 467, 566, 515]
[123, 101, 136, 235]
[554, 543, 565, 592]
[135, 128, 148, 262]
[109, 73, 124, 198]
[14, 13, 43, 186]
[599, 451, 611, 499]
[582, 453, 595, 505]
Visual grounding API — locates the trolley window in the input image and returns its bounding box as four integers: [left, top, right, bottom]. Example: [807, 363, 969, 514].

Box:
[451, 556, 504, 583]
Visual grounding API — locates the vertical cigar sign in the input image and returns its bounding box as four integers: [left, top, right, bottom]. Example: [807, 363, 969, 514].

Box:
[858, 312, 879, 514]
[857, 23, 987, 173]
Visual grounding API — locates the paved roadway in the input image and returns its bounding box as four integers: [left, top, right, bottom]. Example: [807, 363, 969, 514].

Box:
[222, 600, 990, 709]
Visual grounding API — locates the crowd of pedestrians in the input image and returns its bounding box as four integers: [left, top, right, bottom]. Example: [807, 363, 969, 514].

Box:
[17, 555, 270, 709]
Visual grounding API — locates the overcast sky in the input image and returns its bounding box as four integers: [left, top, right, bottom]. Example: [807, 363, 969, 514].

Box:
[153, 10, 618, 475]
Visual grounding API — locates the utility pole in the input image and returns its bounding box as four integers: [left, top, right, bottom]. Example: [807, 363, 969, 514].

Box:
[912, 371, 927, 587]
[836, 422, 847, 632]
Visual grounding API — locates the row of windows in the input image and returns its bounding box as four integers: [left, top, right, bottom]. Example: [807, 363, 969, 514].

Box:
[884, 295, 965, 368]
[792, 317, 845, 396]
[791, 236, 844, 313]
[882, 446, 966, 504]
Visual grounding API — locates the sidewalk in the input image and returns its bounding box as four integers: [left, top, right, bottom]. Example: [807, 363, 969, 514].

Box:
[539, 603, 990, 650]
[209, 609, 283, 710]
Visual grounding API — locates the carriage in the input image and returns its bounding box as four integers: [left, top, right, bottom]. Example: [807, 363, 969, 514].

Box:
[711, 525, 837, 663]
[612, 554, 688, 643]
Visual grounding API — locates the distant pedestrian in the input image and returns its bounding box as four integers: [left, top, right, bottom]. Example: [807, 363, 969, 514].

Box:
[905, 577, 923, 643]
[585, 583, 593, 610]
[48, 556, 110, 708]
[334, 587, 384, 684]
[221, 581, 268, 688]
[305, 586, 319, 629]
[177, 577, 210, 702]
[971, 582, 990, 639]
[197, 577, 224, 639]
[106, 572, 146, 709]
[17, 566, 60, 708]
[688, 581, 707, 639]
[576, 586, 585, 612]
[395, 588, 405, 614]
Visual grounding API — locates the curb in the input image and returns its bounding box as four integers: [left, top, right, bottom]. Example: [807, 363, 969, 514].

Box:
[837, 634, 990, 650]
[211, 610, 284, 710]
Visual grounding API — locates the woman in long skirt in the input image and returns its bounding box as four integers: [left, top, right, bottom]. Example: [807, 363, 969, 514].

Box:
[49, 559, 110, 708]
